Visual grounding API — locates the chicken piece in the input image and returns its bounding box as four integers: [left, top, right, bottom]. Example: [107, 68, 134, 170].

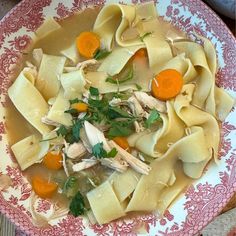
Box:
[109, 140, 151, 175]
[77, 59, 98, 70]
[100, 157, 128, 173]
[66, 142, 87, 159]
[84, 121, 110, 151]
[127, 96, 145, 117]
[134, 121, 144, 133]
[109, 98, 126, 106]
[134, 91, 167, 113]
[72, 159, 99, 172]
[62, 153, 69, 177]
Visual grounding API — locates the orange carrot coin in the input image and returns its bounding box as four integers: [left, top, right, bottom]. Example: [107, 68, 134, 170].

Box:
[76, 31, 100, 58]
[113, 137, 130, 152]
[32, 176, 58, 199]
[43, 152, 63, 170]
[71, 102, 88, 112]
[151, 69, 183, 100]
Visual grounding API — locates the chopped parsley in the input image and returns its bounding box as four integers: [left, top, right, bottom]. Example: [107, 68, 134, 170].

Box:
[93, 49, 111, 60]
[106, 66, 133, 84]
[92, 142, 118, 159]
[89, 86, 99, 96]
[145, 109, 161, 128]
[69, 191, 86, 217]
[63, 176, 78, 197]
[69, 98, 83, 105]
[64, 108, 79, 116]
[135, 83, 142, 91]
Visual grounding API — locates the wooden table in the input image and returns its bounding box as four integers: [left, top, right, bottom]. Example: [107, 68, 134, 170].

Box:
[0, 0, 235, 235]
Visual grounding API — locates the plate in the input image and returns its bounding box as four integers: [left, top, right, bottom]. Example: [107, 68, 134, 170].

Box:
[0, 0, 236, 235]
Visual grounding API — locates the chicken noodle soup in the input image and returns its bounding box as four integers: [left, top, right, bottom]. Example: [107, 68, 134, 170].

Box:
[6, 2, 235, 225]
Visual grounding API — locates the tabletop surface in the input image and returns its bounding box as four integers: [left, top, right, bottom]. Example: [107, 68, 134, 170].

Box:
[0, 0, 235, 235]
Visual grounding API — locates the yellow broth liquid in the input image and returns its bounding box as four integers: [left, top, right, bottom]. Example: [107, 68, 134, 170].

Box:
[5, 6, 192, 221]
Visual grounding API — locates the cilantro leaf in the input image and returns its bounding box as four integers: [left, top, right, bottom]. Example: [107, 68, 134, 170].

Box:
[89, 87, 99, 96]
[145, 109, 161, 128]
[56, 125, 68, 137]
[139, 32, 152, 42]
[94, 49, 111, 60]
[69, 191, 86, 217]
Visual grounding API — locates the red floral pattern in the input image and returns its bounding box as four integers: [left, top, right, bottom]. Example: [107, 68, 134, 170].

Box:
[0, 0, 235, 235]
[36, 199, 51, 214]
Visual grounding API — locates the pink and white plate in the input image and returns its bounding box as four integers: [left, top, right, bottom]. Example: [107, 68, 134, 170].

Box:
[0, 0, 235, 235]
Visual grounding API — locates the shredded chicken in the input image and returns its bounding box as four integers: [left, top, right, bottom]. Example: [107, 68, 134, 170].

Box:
[72, 159, 99, 172]
[78, 112, 87, 120]
[109, 140, 151, 175]
[134, 120, 144, 133]
[100, 157, 128, 173]
[134, 91, 167, 113]
[41, 116, 60, 127]
[62, 153, 69, 177]
[109, 98, 123, 106]
[66, 142, 87, 159]
[84, 121, 110, 151]
[77, 59, 98, 70]
[127, 95, 145, 117]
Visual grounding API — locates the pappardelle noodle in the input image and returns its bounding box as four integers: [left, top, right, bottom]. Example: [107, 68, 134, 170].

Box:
[7, 2, 235, 225]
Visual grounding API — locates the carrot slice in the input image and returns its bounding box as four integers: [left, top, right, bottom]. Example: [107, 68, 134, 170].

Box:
[71, 102, 88, 112]
[32, 176, 58, 199]
[43, 152, 63, 170]
[113, 137, 130, 153]
[76, 31, 100, 58]
[133, 48, 147, 60]
[151, 69, 183, 101]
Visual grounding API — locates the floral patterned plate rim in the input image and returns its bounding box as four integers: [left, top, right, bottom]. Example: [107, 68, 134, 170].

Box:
[0, 0, 235, 235]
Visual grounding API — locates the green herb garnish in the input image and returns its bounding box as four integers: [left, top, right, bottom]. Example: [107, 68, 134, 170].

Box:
[69, 191, 86, 217]
[106, 66, 133, 84]
[107, 120, 134, 137]
[64, 108, 79, 116]
[69, 98, 83, 105]
[89, 86, 99, 96]
[145, 109, 161, 128]
[56, 125, 68, 137]
[63, 176, 78, 197]
[94, 49, 111, 60]
[107, 106, 131, 119]
[139, 32, 152, 42]
[135, 83, 142, 91]
[92, 142, 118, 159]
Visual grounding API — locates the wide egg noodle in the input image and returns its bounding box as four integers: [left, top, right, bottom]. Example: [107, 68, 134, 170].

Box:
[46, 90, 73, 126]
[87, 181, 125, 224]
[35, 18, 61, 39]
[60, 69, 87, 99]
[98, 45, 143, 76]
[94, 4, 141, 50]
[36, 54, 66, 100]
[108, 168, 141, 202]
[8, 72, 52, 135]
[134, 101, 185, 157]
[174, 84, 220, 161]
[126, 126, 210, 212]
[11, 135, 49, 171]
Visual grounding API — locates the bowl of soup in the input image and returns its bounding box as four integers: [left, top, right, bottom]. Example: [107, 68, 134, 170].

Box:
[0, 0, 236, 235]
